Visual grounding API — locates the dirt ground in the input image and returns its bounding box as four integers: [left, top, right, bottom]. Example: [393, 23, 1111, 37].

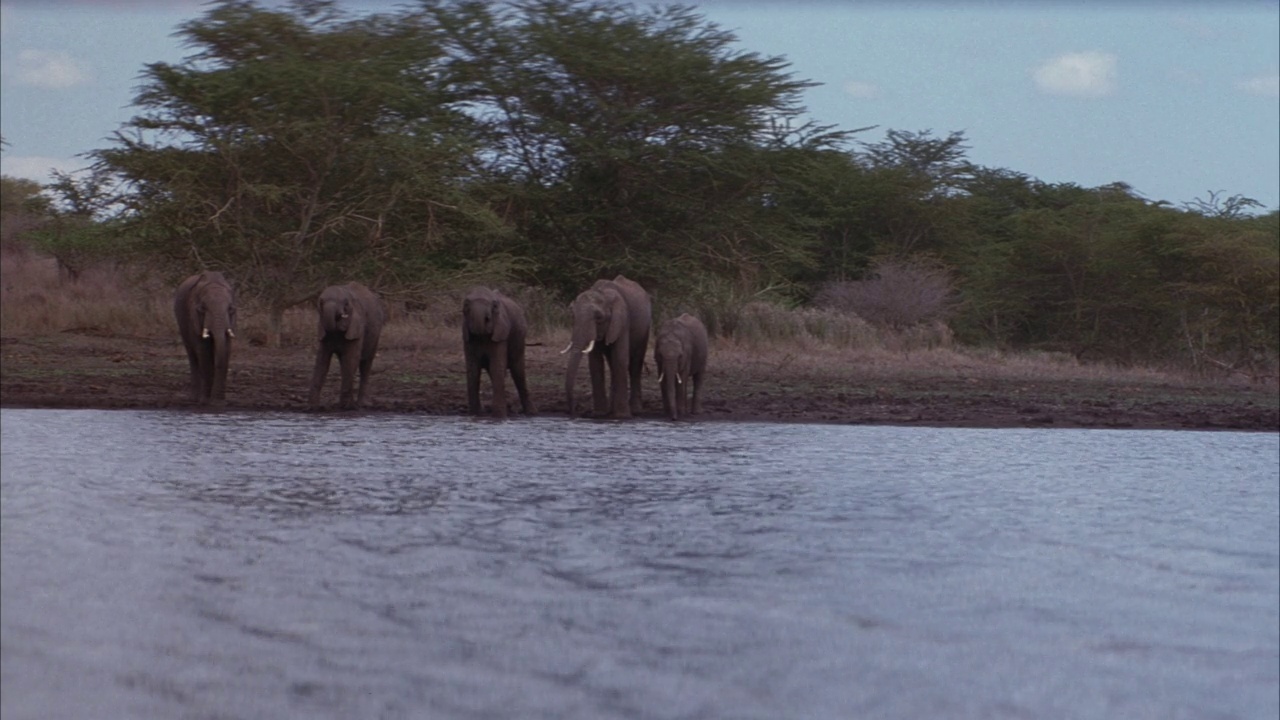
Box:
[1, 331, 1276, 431]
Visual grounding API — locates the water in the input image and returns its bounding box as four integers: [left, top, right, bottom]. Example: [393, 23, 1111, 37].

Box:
[1, 409, 1276, 720]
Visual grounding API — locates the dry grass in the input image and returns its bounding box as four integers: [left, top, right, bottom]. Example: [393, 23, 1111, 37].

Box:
[710, 337, 1190, 387]
[0, 247, 554, 351]
[0, 243, 1264, 390]
[728, 301, 954, 353]
[0, 243, 172, 338]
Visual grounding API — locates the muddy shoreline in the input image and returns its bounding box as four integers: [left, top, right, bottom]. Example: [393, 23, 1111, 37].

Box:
[2, 332, 1276, 432]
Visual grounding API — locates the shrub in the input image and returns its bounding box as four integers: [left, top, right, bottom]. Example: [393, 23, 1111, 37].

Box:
[815, 257, 956, 328]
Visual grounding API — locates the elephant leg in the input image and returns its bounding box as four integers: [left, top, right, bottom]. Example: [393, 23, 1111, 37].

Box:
[465, 352, 483, 415]
[676, 379, 687, 419]
[588, 351, 609, 417]
[356, 355, 375, 409]
[309, 347, 333, 409]
[338, 345, 360, 410]
[511, 351, 536, 415]
[691, 372, 702, 415]
[608, 349, 631, 419]
[489, 351, 509, 419]
[184, 342, 202, 403]
[196, 343, 214, 404]
[628, 348, 644, 415]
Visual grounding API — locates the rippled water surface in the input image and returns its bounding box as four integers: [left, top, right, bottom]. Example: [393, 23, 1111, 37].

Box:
[2, 409, 1277, 719]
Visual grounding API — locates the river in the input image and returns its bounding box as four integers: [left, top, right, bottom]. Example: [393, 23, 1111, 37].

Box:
[1, 409, 1276, 719]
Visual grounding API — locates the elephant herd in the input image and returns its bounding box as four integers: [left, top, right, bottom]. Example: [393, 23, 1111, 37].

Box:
[174, 271, 708, 420]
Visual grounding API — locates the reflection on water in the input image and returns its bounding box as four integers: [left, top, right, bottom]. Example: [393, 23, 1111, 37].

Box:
[2, 409, 1277, 720]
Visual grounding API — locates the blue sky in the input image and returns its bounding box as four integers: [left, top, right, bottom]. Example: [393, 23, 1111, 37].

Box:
[2, 1, 1278, 211]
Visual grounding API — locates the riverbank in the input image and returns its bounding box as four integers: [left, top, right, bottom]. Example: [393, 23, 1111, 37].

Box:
[2, 330, 1275, 431]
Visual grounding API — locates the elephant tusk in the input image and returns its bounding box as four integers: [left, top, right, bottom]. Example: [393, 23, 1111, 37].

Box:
[657, 372, 664, 383]
[677, 374, 683, 385]
[559, 341, 573, 355]
[227, 328, 235, 339]
[582, 339, 595, 354]
[202, 327, 210, 339]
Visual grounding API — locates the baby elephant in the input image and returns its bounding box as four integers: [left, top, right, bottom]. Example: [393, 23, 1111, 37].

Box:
[653, 313, 708, 421]
[462, 287, 536, 419]
[309, 282, 386, 410]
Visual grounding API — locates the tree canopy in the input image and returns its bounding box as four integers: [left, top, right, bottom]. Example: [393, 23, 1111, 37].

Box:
[95, 0, 512, 338]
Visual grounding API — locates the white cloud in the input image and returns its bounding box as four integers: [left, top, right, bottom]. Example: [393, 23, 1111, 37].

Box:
[14, 49, 90, 89]
[0, 156, 85, 185]
[1033, 51, 1117, 98]
[842, 80, 881, 99]
[1237, 73, 1280, 98]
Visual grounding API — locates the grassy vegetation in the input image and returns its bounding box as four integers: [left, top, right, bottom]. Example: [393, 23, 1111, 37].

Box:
[4, 242, 1271, 396]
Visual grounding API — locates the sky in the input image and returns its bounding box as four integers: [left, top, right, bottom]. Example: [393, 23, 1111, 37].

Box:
[2, 0, 1278, 211]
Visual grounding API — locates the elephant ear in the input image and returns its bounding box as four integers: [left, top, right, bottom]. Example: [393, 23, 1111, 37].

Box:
[344, 298, 363, 341]
[606, 291, 626, 345]
[491, 299, 511, 343]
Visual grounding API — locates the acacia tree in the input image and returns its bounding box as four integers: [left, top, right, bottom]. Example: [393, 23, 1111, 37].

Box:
[854, 129, 976, 258]
[28, 167, 130, 280]
[94, 0, 508, 343]
[422, 0, 851, 297]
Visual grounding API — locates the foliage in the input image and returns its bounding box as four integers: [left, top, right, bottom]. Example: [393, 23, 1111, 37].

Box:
[945, 179, 1278, 373]
[1, 175, 50, 219]
[92, 0, 511, 343]
[23, 168, 137, 279]
[424, 0, 854, 297]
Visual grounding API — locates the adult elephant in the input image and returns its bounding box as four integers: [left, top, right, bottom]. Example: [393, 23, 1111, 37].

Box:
[654, 314, 709, 421]
[462, 287, 536, 419]
[309, 282, 386, 411]
[174, 271, 236, 406]
[562, 275, 651, 418]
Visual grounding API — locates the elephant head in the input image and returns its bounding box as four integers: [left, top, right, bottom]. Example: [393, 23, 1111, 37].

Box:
[197, 283, 237, 345]
[463, 288, 510, 344]
[318, 285, 364, 341]
[562, 284, 628, 416]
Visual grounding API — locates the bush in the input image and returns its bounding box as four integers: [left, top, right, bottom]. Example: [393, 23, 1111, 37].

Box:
[815, 257, 955, 328]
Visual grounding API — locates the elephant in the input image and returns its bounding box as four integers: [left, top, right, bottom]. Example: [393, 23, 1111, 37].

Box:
[174, 271, 236, 406]
[462, 287, 536, 419]
[309, 282, 386, 410]
[653, 313, 708, 421]
[562, 275, 651, 418]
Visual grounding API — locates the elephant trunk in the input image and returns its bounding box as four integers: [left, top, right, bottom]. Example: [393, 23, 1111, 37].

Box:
[660, 364, 679, 420]
[322, 303, 344, 336]
[206, 313, 232, 402]
[565, 347, 583, 418]
[564, 311, 600, 417]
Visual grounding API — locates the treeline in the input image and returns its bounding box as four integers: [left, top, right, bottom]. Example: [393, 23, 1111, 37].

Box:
[2, 0, 1276, 374]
